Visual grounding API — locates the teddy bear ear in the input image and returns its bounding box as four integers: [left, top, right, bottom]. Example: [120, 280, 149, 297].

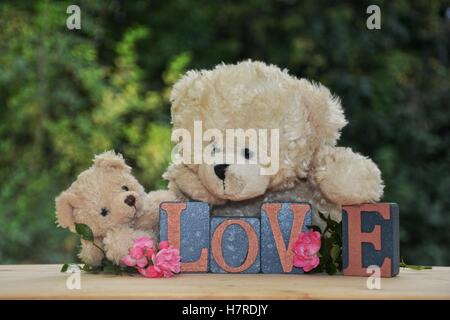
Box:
[92, 150, 131, 172]
[170, 69, 201, 105]
[298, 79, 348, 146]
[55, 191, 77, 230]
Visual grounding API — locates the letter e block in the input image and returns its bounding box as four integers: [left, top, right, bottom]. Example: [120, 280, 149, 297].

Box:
[261, 202, 312, 274]
[210, 217, 260, 273]
[160, 202, 210, 272]
[342, 203, 400, 277]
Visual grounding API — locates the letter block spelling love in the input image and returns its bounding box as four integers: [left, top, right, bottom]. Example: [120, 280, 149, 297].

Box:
[160, 202, 399, 276]
[342, 203, 400, 277]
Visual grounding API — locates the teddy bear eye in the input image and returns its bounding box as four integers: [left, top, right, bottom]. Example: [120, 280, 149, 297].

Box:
[121, 185, 129, 191]
[243, 148, 253, 159]
[100, 208, 109, 217]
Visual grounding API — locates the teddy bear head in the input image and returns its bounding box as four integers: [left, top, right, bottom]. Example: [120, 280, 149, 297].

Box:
[55, 151, 146, 237]
[165, 60, 347, 203]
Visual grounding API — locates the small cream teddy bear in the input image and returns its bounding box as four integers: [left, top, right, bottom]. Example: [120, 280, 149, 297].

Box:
[55, 151, 158, 266]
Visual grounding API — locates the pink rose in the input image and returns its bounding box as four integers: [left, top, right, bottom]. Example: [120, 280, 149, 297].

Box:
[152, 243, 181, 278]
[121, 254, 147, 268]
[120, 235, 156, 268]
[294, 254, 320, 272]
[120, 237, 180, 278]
[144, 247, 155, 258]
[138, 265, 162, 278]
[130, 246, 144, 259]
[158, 241, 170, 250]
[292, 230, 321, 272]
[134, 236, 155, 250]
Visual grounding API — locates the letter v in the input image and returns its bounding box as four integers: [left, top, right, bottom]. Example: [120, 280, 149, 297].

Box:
[262, 203, 310, 272]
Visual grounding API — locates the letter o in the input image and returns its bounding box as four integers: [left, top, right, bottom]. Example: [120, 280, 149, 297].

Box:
[211, 219, 259, 273]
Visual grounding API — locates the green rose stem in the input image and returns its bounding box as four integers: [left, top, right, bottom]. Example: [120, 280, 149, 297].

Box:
[400, 258, 432, 271]
[75, 223, 106, 257]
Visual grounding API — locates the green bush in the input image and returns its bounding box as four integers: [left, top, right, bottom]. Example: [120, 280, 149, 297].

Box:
[0, 0, 448, 265]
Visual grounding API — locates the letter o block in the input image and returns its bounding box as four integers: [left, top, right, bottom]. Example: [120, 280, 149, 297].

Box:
[210, 217, 260, 273]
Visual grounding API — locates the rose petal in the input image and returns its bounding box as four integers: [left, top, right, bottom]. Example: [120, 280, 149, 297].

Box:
[134, 236, 155, 249]
[302, 255, 320, 272]
[145, 247, 155, 258]
[146, 266, 162, 278]
[136, 257, 148, 268]
[159, 241, 170, 250]
[138, 267, 148, 277]
[153, 247, 181, 276]
[130, 246, 144, 259]
[293, 256, 307, 268]
[121, 255, 136, 267]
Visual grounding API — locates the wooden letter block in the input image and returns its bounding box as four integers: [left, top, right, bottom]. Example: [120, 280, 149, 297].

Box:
[261, 202, 312, 274]
[210, 217, 260, 273]
[160, 202, 209, 272]
[342, 203, 400, 277]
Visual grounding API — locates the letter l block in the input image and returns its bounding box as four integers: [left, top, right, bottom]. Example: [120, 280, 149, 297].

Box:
[160, 202, 210, 272]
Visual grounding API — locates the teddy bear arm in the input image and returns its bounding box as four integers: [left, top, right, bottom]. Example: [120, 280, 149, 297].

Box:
[310, 146, 384, 205]
[103, 226, 135, 265]
[133, 189, 180, 232]
[103, 225, 157, 265]
[78, 239, 105, 267]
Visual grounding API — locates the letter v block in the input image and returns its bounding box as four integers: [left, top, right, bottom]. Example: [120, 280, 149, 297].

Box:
[261, 202, 312, 273]
[342, 203, 400, 277]
[210, 217, 261, 273]
[160, 202, 210, 272]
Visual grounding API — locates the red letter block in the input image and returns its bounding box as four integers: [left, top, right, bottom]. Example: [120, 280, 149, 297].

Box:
[342, 203, 400, 277]
[160, 202, 209, 272]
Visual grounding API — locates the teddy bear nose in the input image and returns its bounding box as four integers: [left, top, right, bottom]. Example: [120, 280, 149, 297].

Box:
[124, 195, 136, 207]
[214, 164, 229, 181]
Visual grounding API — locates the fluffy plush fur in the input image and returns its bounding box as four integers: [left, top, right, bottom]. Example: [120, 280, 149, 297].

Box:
[150, 60, 384, 229]
[55, 151, 158, 266]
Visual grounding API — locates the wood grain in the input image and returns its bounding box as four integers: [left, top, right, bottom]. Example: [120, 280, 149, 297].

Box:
[0, 265, 449, 300]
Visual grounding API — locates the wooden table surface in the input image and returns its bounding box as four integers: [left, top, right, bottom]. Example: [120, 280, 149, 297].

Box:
[0, 264, 449, 300]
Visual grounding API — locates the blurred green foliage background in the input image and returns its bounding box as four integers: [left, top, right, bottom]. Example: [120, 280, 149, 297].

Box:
[0, 0, 448, 265]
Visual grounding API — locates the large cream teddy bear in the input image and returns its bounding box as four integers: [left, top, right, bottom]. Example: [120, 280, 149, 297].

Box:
[148, 60, 384, 229]
[55, 151, 158, 266]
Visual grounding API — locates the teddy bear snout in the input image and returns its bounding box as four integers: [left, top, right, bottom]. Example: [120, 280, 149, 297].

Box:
[124, 194, 136, 207]
[214, 164, 229, 180]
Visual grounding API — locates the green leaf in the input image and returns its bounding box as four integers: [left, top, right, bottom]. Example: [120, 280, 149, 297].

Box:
[102, 265, 118, 274]
[312, 212, 344, 275]
[101, 257, 113, 267]
[325, 261, 337, 275]
[122, 266, 139, 274]
[82, 264, 103, 274]
[330, 244, 340, 262]
[75, 223, 94, 241]
[100, 257, 123, 274]
[60, 263, 69, 272]
[335, 223, 342, 240]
